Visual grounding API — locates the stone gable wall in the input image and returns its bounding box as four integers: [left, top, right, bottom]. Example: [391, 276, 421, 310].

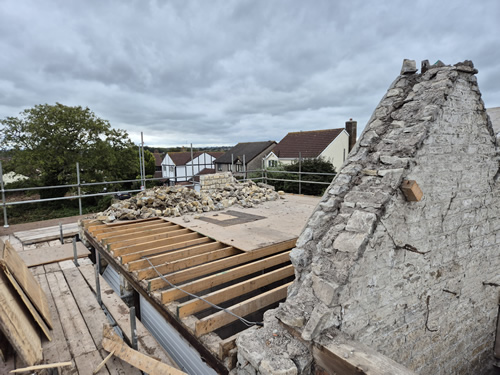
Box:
[236, 61, 500, 374]
[200, 171, 233, 191]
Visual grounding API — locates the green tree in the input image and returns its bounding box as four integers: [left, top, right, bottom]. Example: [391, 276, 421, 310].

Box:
[143, 149, 156, 176]
[0, 103, 139, 198]
[267, 158, 336, 196]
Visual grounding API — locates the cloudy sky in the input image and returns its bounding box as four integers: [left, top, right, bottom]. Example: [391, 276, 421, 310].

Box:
[1, 1, 499, 148]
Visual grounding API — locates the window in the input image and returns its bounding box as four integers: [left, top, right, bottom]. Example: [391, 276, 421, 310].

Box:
[236, 164, 243, 172]
[268, 160, 278, 168]
[343, 148, 346, 162]
[217, 164, 222, 171]
[169, 166, 175, 173]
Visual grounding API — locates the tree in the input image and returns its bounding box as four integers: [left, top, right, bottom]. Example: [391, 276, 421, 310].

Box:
[0, 103, 139, 198]
[267, 158, 336, 196]
[143, 149, 156, 176]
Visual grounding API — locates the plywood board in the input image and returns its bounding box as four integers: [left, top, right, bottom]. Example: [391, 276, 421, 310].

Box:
[14, 223, 79, 245]
[0, 272, 42, 366]
[18, 242, 90, 268]
[0, 239, 53, 329]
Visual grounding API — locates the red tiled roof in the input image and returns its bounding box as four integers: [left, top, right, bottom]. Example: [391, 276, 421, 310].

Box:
[153, 152, 164, 167]
[272, 129, 344, 159]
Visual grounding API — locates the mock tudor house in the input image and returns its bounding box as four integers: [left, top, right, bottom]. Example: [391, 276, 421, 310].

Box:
[214, 141, 277, 177]
[161, 151, 224, 185]
[264, 120, 357, 172]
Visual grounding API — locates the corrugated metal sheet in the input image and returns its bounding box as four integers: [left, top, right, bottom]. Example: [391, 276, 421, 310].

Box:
[140, 295, 216, 375]
[102, 264, 122, 296]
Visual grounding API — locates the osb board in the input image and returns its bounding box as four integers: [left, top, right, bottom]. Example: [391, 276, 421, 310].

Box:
[0, 239, 53, 329]
[0, 271, 42, 366]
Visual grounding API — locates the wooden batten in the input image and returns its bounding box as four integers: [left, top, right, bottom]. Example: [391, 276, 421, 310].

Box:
[195, 282, 291, 337]
[120, 237, 213, 264]
[103, 225, 183, 246]
[98, 222, 175, 242]
[177, 264, 294, 318]
[160, 251, 291, 303]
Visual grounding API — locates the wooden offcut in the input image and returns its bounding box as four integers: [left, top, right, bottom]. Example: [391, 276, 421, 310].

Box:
[102, 324, 187, 375]
[9, 361, 73, 373]
[401, 180, 423, 202]
[0, 239, 53, 329]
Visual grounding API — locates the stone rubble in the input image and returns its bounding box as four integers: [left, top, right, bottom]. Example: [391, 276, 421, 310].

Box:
[235, 60, 500, 374]
[94, 179, 279, 223]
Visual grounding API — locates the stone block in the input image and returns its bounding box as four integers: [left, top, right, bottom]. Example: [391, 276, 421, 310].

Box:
[345, 210, 377, 234]
[333, 231, 367, 253]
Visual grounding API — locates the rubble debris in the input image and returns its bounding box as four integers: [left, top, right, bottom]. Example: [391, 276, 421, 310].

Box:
[94, 180, 279, 223]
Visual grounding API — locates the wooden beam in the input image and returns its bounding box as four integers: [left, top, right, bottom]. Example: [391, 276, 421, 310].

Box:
[177, 264, 294, 318]
[96, 222, 172, 241]
[127, 242, 225, 271]
[312, 339, 417, 375]
[0, 239, 53, 329]
[112, 232, 203, 257]
[195, 282, 291, 337]
[119, 237, 212, 264]
[161, 251, 291, 303]
[136, 246, 240, 281]
[108, 228, 190, 250]
[152, 241, 293, 293]
[218, 331, 241, 360]
[88, 217, 162, 235]
[103, 224, 182, 245]
[102, 324, 187, 375]
[0, 272, 42, 366]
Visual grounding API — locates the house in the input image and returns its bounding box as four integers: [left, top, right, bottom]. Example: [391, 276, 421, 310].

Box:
[152, 151, 164, 179]
[213, 141, 277, 177]
[161, 151, 224, 185]
[264, 120, 357, 172]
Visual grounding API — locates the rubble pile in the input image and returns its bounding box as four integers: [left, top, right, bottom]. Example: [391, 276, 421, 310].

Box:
[94, 180, 280, 222]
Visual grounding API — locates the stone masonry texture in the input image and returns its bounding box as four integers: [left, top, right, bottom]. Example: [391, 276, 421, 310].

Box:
[235, 60, 500, 374]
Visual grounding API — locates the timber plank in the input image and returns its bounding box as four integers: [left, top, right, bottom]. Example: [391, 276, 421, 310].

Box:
[97, 222, 174, 242]
[195, 282, 291, 337]
[102, 325, 186, 375]
[74, 350, 110, 375]
[14, 223, 79, 244]
[136, 246, 240, 281]
[108, 228, 190, 250]
[120, 237, 212, 264]
[0, 239, 53, 329]
[161, 251, 291, 303]
[46, 271, 97, 358]
[60, 261, 141, 374]
[127, 241, 225, 271]
[0, 272, 42, 366]
[112, 232, 203, 256]
[18, 242, 90, 268]
[177, 264, 295, 318]
[34, 272, 74, 374]
[153, 244, 292, 293]
[77, 264, 180, 369]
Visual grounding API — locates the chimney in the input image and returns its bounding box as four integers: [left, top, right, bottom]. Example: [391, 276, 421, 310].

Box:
[345, 119, 357, 152]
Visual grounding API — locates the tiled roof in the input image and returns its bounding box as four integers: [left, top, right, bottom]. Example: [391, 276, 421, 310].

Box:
[272, 128, 344, 159]
[215, 141, 276, 164]
[167, 151, 204, 166]
[153, 152, 164, 167]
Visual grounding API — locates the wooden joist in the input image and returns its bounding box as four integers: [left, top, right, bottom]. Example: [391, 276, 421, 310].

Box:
[136, 246, 240, 281]
[195, 282, 291, 337]
[104, 225, 184, 248]
[87, 217, 161, 235]
[120, 237, 213, 264]
[177, 264, 294, 318]
[160, 251, 291, 302]
[0, 239, 53, 329]
[149, 240, 294, 292]
[113, 232, 203, 257]
[127, 242, 225, 271]
[96, 221, 174, 241]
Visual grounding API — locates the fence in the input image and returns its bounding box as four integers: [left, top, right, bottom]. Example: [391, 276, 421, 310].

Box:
[1, 157, 336, 228]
